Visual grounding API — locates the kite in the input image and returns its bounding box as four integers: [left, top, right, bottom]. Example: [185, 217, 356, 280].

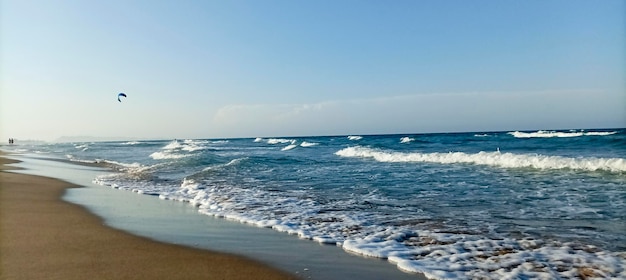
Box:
[117, 93, 127, 102]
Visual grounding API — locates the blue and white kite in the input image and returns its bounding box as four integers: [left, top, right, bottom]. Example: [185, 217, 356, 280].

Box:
[117, 93, 127, 102]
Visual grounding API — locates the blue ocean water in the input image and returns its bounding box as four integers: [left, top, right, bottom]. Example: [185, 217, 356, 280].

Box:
[7, 129, 626, 279]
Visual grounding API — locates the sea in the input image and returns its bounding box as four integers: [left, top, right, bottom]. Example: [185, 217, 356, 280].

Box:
[5, 129, 626, 279]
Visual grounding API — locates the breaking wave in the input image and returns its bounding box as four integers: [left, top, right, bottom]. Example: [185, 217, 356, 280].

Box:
[267, 138, 296, 145]
[149, 139, 206, 160]
[509, 130, 618, 138]
[300, 141, 318, 147]
[335, 146, 626, 173]
[281, 144, 298, 151]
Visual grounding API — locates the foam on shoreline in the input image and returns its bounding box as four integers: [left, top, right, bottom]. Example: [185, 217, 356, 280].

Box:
[0, 152, 296, 280]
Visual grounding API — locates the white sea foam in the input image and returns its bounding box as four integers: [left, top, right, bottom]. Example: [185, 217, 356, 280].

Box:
[300, 141, 318, 147]
[120, 141, 141, 145]
[348, 136, 363, 141]
[400, 137, 414, 143]
[74, 144, 89, 151]
[65, 154, 96, 164]
[149, 151, 191, 160]
[153, 176, 626, 280]
[181, 145, 204, 152]
[509, 130, 617, 138]
[584, 131, 618, 136]
[180, 139, 208, 151]
[162, 140, 183, 150]
[102, 160, 143, 169]
[254, 137, 264, 142]
[93, 159, 143, 169]
[263, 138, 298, 150]
[267, 138, 295, 144]
[281, 144, 298, 151]
[379, 236, 626, 279]
[335, 146, 626, 173]
[150, 140, 205, 159]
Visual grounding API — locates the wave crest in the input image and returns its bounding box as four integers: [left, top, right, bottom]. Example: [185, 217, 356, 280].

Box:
[300, 141, 318, 147]
[509, 130, 618, 138]
[335, 146, 626, 173]
[267, 138, 295, 144]
[150, 139, 206, 160]
[281, 144, 298, 151]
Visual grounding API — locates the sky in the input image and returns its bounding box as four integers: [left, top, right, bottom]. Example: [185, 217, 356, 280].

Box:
[1, 0, 624, 141]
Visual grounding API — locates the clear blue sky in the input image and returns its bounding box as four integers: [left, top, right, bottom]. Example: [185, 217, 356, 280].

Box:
[1, 0, 624, 141]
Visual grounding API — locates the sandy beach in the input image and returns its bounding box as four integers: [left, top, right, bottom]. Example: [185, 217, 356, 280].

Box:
[0, 153, 297, 280]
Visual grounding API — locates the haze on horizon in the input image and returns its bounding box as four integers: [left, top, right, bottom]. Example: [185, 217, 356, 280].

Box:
[1, 0, 624, 142]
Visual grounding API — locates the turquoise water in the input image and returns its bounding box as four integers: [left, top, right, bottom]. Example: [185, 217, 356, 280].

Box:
[7, 129, 626, 279]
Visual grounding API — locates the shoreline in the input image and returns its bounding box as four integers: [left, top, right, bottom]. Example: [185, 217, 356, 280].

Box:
[0, 152, 297, 280]
[0, 151, 428, 280]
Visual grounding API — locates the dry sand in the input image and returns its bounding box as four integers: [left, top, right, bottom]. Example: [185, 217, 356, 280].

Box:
[0, 154, 297, 280]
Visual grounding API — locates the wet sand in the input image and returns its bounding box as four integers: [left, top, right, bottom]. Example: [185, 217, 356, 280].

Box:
[0, 154, 297, 279]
